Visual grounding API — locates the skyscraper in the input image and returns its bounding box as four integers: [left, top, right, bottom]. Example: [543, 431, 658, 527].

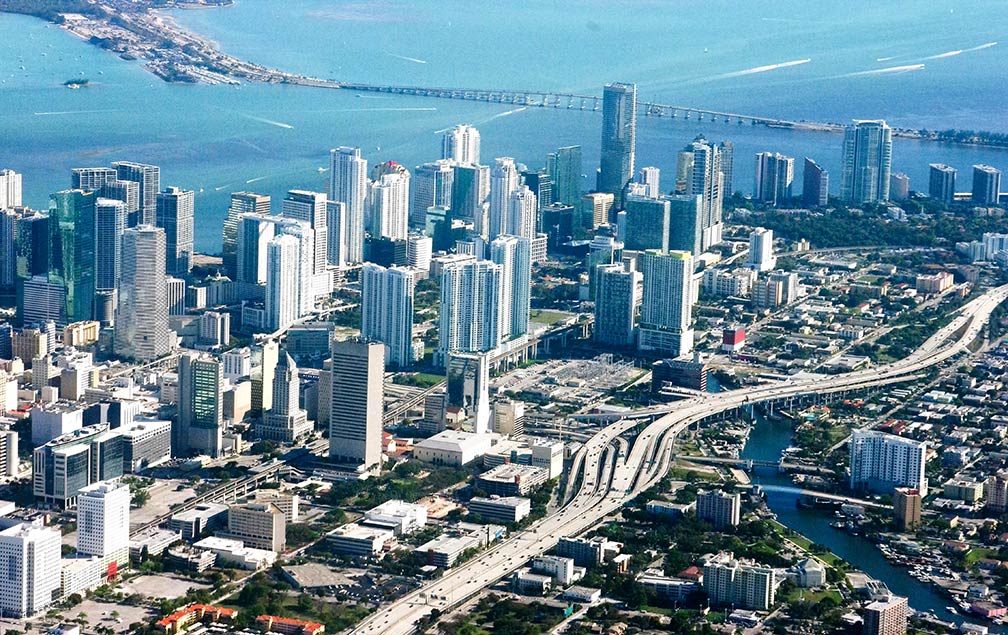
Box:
[802, 157, 829, 207]
[177, 353, 224, 458]
[329, 339, 384, 470]
[282, 189, 329, 277]
[489, 158, 521, 241]
[259, 351, 310, 443]
[0, 519, 61, 617]
[581, 192, 615, 229]
[623, 194, 671, 252]
[928, 164, 956, 206]
[638, 250, 695, 357]
[275, 219, 316, 316]
[49, 189, 96, 324]
[368, 162, 411, 240]
[77, 481, 131, 571]
[361, 263, 416, 368]
[506, 186, 538, 240]
[442, 124, 481, 165]
[597, 82, 637, 198]
[594, 261, 641, 347]
[438, 260, 501, 363]
[754, 152, 794, 206]
[451, 163, 490, 223]
[155, 186, 194, 276]
[681, 137, 724, 250]
[411, 160, 454, 228]
[71, 167, 115, 191]
[720, 140, 735, 196]
[546, 145, 582, 206]
[95, 198, 126, 291]
[99, 179, 140, 218]
[972, 164, 1002, 206]
[490, 235, 532, 344]
[329, 147, 368, 263]
[0, 169, 22, 209]
[265, 234, 300, 332]
[840, 120, 892, 204]
[222, 192, 270, 278]
[520, 168, 553, 212]
[115, 226, 172, 362]
[112, 161, 160, 226]
[0, 209, 16, 290]
[667, 195, 704, 256]
[325, 200, 347, 268]
[235, 212, 276, 287]
[747, 228, 776, 272]
[636, 166, 661, 198]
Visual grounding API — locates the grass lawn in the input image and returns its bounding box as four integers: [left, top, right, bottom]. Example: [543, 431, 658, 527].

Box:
[965, 547, 996, 567]
[782, 587, 844, 604]
[393, 372, 444, 388]
[530, 309, 573, 325]
[769, 520, 844, 567]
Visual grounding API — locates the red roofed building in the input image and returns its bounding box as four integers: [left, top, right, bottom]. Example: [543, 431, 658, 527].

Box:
[256, 615, 326, 635]
[155, 604, 237, 634]
[677, 565, 704, 582]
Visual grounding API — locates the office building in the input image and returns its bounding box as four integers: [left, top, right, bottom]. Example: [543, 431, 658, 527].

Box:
[222, 192, 270, 278]
[406, 233, 432, 273]
[556, 536, 624, 568]
[177, 354, 224, 458]
[169, 503, 228, 541]
[928, 164, 956, 206]
[446, 351, 492, 435]
[226, 503, 286, 552]
[112, 161, 159, 226]
[973, 164, 1002, 206]
[521, 167, 552, 212]
[166, 277, 185, 315]
[258, 351, 310, 443]
[49, 190, 96, 325]
[582, 192, 614, 229]
[696, 489, 741, 529]
[368, 162, 411, 240]
[329, 339, 384, 470]
[586, 234, 622, 300]
[597, 82, 637, 198]
[703, 552, 776, 611]
[0, 209, 15, 290]
[0, 519, 62, 617]
[362, 500, 427, 535]
[547, 145, 582, 206]
[623, 194, 670, 252]
[94, 198, 126, 291]
[361, 263, 416, 368]
[594, 261, 641, 347]
[849, 430, 927, 496]
[451, 163, 489, 223]
[32, 424, 124, 508]
[469, 496, 531, 524]
[638, 250, 695, 357]
[438, 260, 501, 362]
[411, 160, 454, 227]
[77, 481, 130, 571]
[864, 596, 908, 635]
[478, 463, 549, 496]
[155, 187, 194, 276]
[840, 120, 892, 203]
[490, 235, 531, 344]
[488, 158, 521, 241]
[754, 152, 794, 206]
[747, 228, 775, 272]
[119, 418, 172, 472]
[115, 226, 172, 362]
[264, 234, 300, 332]
[892, 487, 921, 532]
[442, 124, 480, 165]
[0, 169, 22, 209]
[281, 190, 329, 279]
[329, 147, 368, 263]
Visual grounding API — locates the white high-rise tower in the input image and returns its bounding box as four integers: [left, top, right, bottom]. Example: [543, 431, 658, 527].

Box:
[638, 250, 695, 357]
[368, 164, 411, 240]
[490, 235, 532, 344]
[265, 234, 300, 332]
[0, 169, 23, 209]
[506, 186, 538, 240]
[488, 158, 521, 241]
[329, 147, 368, 263]
[361, 263, 416, 368]
[77, 481, 131, 570]
[115, 226, 172, 362]
[442, 124, 481, 165]
[438, 260, 501, 364]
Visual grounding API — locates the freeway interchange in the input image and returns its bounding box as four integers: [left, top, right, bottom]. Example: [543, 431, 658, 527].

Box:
[348, 284, 1008, 635]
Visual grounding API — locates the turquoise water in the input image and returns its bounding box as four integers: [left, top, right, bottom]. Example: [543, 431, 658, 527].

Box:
[2, 1, 1008, 252]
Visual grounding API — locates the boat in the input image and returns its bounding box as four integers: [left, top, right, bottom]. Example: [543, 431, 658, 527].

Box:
[947, 607, 959, 615]
[63, 78, 89, 89]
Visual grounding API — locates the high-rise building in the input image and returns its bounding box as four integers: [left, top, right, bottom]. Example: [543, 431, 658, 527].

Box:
[177, 354, 224, 458]
[667, 195, 704, 256]
[155, 186, 195, 276]
[506, 186, 538, 240]
[889, 172, 910, 201]
[594, 261, 641, 347]
[442, 124, 480, 165]
[598, 82, 637, 198]
[77, 481, 130, 571]
[623, 194, 671, 252]
[282, 189, 329, 278]
[490, 235, 532, 344]
[696, 490, 741, 529]
[520, 168, 553, 213]
[0, 519, 61, 617]
[252, 339, 278, 413]
[32, 424, 123, 507]
[892, 487, 921, 532]
[636, 166, 661, 198]
[325, 200, 347, 269]
[451, 163, 489, 223]
[586, 234, 623, 301]
[112, 161, 160, 226]
[582, 192, 615, 230]
[49, 190, 96, 325]
[638, 250, 695, 357]
[703, 552, 776, 611]
[720, 140, 735, 196]
[438, 260, 501, 363]
[222, 192, 270, 279]
[95, 198, 127, 291]
[0, 169, 23, 209]
[329, 147, 368, 263]
[754, 152, 794, 206]
[802, 157, 830, 207]
[928, 164, 956, 206]
[546, 146, 582, 206]
[274, 219, 316, 316]
[361, 263, 416, 368]
[99, 179, 140, 217]
[681, 137, 724, 250]
[840, 120, 892, 204]
[446, 351, 492, 435]
[329, 339, 384, 470]
[264, 234, 300, 332]
[259, 351, 310, 443]
[488, 158, 521, 241]
[368, 163, 411, 240]
[972, 164, 1002, 206]
[411, 160, 454, 228]
[0, 209, 16, 290]
[226, 502, 286, 552]
[863, 596, 908, 635]
[747, 228, 776, 272]
[72, 167, 116, 191]
[115, 226, 172, 362]
[849, 430, 927, 496]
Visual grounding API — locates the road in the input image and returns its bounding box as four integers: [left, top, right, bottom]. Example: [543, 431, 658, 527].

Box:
[345, 284, 1008, 635]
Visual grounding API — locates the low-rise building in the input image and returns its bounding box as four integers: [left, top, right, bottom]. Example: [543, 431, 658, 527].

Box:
[638, 570, 701, 603]
[512, 569, 552, 596]
[129, 528, 181, 561]
[786, 558, 826, 588]
[556, 536, 623, 567]
[224, 502, 286, 552]
[415, 533, 481, 568]
[192, 536, 275, 570]
[154, 604, 237, 634]
[362, 499, 427, 535]
[169, 503, 229, 541]
[326, 523, 395, 557]
[468, 496, 531, 524]
[532, 555, 583, 585]
[255, 615, 325, 635]
[476, 463, 549, 496]
[413, 429, 493, 466]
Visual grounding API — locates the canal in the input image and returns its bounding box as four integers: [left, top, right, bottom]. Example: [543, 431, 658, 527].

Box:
[739, 413, 995, 631]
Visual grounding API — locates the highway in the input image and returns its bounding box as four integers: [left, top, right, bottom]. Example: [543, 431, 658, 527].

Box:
[346, 284, 1008, 635]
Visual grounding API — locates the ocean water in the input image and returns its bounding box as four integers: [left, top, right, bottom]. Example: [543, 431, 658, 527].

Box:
[1, 1, 1007, 252]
